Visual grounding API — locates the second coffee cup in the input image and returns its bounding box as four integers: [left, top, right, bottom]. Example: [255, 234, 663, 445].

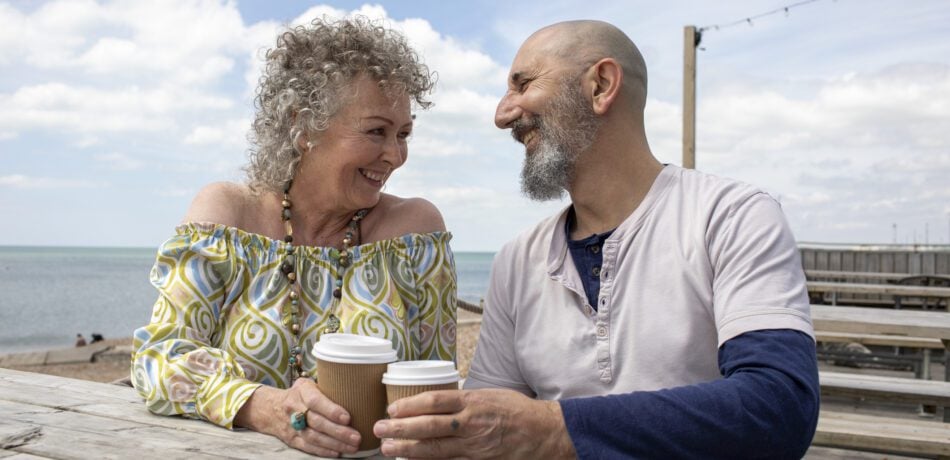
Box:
[382, 360, 460, 405]
[313, 334, 397, 458]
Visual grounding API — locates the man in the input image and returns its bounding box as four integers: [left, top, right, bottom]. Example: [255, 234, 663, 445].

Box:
[75, 333, 87, 347]
[374, 20, 818, 459]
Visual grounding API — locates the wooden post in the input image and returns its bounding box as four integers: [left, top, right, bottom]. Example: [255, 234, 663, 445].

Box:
[683, 25, 698, 169]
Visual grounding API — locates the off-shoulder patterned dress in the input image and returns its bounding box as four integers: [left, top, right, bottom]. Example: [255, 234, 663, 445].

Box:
[131, 223, 457, 428]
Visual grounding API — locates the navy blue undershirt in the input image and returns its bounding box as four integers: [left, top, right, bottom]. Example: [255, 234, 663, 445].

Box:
[566, 211, 613, 310]
[563, 209, 820, 458]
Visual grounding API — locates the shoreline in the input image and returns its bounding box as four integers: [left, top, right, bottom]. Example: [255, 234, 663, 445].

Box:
[0, 323, 481, 384]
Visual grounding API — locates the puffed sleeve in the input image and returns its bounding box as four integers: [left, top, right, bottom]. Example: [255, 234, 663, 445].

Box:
[408, 232, 457, 362]
[131, 224, 261, 429]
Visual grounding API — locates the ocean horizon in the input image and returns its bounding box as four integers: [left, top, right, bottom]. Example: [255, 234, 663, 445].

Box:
[0, 245, 494, 354]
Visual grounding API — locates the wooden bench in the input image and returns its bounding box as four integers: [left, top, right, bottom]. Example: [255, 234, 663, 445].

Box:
[820, 371, 950, 407]
[808, 281, 950, 306]
[816, 372, 950, 456]
[815, 331, 941, 380]
[806, 270, 916, 283]
[815, 410, 950, 458]
[816, 331, 943, 349]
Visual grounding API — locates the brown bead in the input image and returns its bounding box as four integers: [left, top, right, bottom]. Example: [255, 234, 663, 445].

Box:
[284, 235, 293, 243]
[289, 290, 298, 300]
[281, 199, 291, 209]
[291, 323, 300, 334]
[287, 272, 296, 283]
[333, 288, 341, 298]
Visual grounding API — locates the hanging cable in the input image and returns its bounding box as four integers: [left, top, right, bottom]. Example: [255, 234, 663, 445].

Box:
[699, 0, 827, 33]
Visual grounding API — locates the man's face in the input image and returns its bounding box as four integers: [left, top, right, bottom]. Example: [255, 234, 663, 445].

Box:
[513, 78, 600, 201]
[495, 47, 602, 201]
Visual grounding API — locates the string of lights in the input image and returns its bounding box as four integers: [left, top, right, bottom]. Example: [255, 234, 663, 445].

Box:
[698, 0, 827, 33]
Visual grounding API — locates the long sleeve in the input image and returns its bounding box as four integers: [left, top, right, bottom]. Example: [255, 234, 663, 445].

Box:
[560, 329, 820, 459]
[131, 226, 260, 429]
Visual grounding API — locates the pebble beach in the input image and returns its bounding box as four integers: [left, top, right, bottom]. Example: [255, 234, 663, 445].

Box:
[0, 317, 482, 384]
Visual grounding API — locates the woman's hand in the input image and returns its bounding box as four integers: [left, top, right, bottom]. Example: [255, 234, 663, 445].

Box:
[235, 377, 362, 457]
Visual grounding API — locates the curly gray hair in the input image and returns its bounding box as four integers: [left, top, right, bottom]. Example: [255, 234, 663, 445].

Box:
[245, 16, 435, 192]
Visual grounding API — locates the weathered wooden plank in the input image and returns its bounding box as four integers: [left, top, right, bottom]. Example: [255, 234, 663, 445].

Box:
[0, 369, 265, 440]
[814, 411, 950, 456]
[820, 372, 950, 406]
[811, 305, 950, 340]
[0, 453, 49, 459]
[829, 252, 842, 271]
[842, 252, 855, 272]
[0, 399, 315, 459]
[0, 420, 41, 449]
[815, 331, 943, 349]
[805, 270, 916, 282]
[807, 281, 950, 298]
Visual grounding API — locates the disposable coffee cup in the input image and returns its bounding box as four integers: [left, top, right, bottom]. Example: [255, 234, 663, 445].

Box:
[382, 360, 460, 405]
[313, 334, 398, 458]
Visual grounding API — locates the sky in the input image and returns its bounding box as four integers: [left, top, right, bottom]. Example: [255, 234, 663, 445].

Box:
[0, 0, 948, 251]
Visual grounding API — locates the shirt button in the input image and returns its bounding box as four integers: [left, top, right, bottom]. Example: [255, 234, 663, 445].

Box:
[590, 245, 600, 254]
[597, 326, 607, 337]
[591, 266, 601, 277]
[600, 297, 607, 306]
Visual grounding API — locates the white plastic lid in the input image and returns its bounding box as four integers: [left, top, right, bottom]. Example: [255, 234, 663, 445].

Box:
[382, 360, 460, 385]
[311, 334, 397, 364]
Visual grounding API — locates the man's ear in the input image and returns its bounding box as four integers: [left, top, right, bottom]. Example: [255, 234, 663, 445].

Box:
[584, 58, 623, 115]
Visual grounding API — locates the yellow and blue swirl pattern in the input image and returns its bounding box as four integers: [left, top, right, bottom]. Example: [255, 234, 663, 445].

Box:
[131, 223, 457, 428]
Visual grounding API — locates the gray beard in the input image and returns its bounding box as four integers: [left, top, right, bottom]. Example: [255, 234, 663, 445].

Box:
[519, 81, 601, 202]
[520, 137, 575, 201]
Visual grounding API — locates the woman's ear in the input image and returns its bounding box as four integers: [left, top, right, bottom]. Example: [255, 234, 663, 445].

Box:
[584, 58, 623, 115]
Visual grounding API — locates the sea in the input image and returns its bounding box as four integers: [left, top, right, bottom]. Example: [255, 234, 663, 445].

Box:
[0, 246, 494, 354]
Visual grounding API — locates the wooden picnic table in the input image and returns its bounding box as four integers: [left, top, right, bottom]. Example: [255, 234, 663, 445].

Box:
[807, 281, 950, 306]
[0, 368, 384, 459]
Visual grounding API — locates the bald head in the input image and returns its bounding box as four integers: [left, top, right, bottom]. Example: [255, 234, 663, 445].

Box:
[524, 20, 648, 112]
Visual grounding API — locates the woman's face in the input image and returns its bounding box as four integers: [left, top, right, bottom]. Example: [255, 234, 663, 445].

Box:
[303, 75, 413, 212]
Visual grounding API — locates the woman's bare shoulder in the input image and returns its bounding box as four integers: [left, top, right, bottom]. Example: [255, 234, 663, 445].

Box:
[366, 194, 446, 241]
[181, 182, 257, 228]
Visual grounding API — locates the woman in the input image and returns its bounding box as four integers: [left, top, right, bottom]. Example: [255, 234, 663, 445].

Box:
[131, 17, 456, 457]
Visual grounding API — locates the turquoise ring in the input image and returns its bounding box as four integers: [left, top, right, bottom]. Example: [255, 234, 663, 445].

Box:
[291, 410, 308, 431]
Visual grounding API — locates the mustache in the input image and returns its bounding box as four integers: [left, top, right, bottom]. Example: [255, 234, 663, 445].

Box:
[510, 116, 541, 144]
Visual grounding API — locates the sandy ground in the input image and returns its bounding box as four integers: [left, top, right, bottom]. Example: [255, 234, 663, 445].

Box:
[4, 324, 482, 384]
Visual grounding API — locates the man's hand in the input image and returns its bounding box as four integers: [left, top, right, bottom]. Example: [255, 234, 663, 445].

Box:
[373, 388, 576, 459]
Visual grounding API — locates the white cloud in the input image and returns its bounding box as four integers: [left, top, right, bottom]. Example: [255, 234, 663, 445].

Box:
[93, 152, 143, 171]
[184, 119, 251, 148]
[687, 62, 950, 244]
[0, 174, 105, 189]
[0, 83, 232, 134]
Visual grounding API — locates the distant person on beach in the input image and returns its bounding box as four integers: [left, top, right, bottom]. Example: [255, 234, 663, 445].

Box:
[130, 17, 456, 458]
[374, 20, 819, 459]
[75, 333, 86, 347]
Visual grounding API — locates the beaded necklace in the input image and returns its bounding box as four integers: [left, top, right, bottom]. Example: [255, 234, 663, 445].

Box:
[280, 180, 369, 379]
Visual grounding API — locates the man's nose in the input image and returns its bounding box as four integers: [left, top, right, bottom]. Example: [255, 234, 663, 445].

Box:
[494, 92, 522, 129]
